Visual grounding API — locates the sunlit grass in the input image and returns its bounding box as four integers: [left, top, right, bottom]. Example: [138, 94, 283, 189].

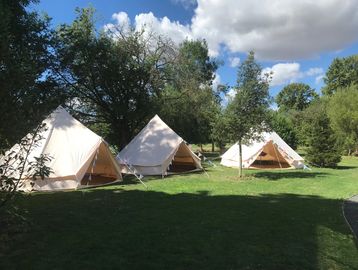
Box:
[1, 156, 358, 269]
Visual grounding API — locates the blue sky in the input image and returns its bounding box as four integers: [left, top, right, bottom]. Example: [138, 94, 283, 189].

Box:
[30, 0, 358, 98]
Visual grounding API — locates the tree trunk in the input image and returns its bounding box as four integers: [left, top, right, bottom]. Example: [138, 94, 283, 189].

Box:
[211, 141, 215, 152]
[238, 140, 243, 178]
[200, 143, 203, 152]
[113, 119, 130, 150]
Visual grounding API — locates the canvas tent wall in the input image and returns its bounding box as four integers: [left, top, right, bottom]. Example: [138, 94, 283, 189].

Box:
[221, 132, 304, 169]
[117, 115, 202, 176]
[1, 106, 122, 191]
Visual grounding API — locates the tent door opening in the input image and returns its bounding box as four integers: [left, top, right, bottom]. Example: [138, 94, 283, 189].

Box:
[167, 143, 197, 173]
[250, 141, 291, 169]
[81, 142, 119, 186]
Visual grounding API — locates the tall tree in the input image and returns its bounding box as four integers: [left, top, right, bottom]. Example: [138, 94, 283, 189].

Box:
[159, 40, 220, 146]
[225, 51, 271, 177]
[276, 83, 318, 112]
[0, 0, 63, 150]
[327, 84, 358, 155]
[323, 55, 358, 95]
[54, 8, 175, 149]
[301, 100, 341, 167]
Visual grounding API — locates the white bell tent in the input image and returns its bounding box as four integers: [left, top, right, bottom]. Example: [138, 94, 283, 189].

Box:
[2, 106, 122, 191]
[117, 115, 202, 176]
[221, 132, 304, 169]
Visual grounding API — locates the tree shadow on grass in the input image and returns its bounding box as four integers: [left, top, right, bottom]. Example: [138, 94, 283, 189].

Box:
[1, 190, 357, 270]
[130, 169, 208, 182]
[343, 197, 358, 243]
[334, 165, 358, 170]
[253, 170, 329, 181]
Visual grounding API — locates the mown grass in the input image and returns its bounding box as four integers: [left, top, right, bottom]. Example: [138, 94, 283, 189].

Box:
[1, 156, 358, 269]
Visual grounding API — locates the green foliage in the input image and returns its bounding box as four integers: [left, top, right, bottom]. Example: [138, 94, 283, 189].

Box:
[54, 9, 220, 149]
[0, 0, 65, 150]
[169, 39, 218, 87]
[211, 110, 231, 149]
[54, 8, 175, 149]
[227, 53, 271, 139]
[276, 83, 318, 112]
[0, 123, 53, 209]
[301, 101, 341, 167]
[274, 83, 318, 147]
[269, 111, 298, 149]
[327, 84, 358, 154]
[224, 51, 271, 176]
[159, 40, 220, 144]
[225, 51, 271, 141]
[323, 54, 358, 95]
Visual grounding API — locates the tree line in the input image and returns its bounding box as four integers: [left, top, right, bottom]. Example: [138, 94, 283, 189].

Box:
[1, 0, 358, 170]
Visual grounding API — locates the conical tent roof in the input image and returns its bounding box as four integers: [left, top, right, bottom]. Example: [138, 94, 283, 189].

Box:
[117, 115, 202, 176]
[2, 106, 122, 191]
[221, 132, 304, 169]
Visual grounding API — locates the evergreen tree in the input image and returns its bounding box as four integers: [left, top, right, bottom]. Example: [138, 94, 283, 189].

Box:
[301, 101, 341, 167]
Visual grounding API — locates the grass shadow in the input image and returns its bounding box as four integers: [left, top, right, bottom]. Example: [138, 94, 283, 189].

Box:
[335, 165, 358, 170]
[1, 189, 357, 269]
[343, 196, 358, 243]
[253, 170, 329, 181]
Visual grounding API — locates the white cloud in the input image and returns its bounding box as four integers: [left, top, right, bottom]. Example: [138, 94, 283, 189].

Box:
[263, 63, 324, 86]
[105, 11, 193, 47]
[104, 12, 131, 35]
[263, 63, 301, 86]
[226, 88, 236, 99]
[221, 87, 237, 106]
[191, 0, 358, 60]
[212, 73, 221, 90]
[134, 12, 193, 45]
[105, 0, 358, 60]
[229, 57, 241, 68]
[112, 12, 130, 27]
[315, 74, 325, 84]
[305, 67, 324, 76]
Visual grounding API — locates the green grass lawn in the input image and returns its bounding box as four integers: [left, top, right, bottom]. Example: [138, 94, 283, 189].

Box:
[1, 156, 358, 269]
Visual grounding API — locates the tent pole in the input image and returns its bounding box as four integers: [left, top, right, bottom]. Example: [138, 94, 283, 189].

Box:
[273, 143, 282, 169]
[88, 148, 99, 185]
[202, 154, 216, 167]
[120, 159, 147, 188]
[202, 166, 210, 177]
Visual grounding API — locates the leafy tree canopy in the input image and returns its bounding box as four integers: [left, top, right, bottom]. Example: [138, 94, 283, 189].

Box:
[226, 51, 271, 141]
[327, 84, 358, 154]
[54, 8, 176, 149]
[323, 54, 358, 95]
[224, 51, 271, 176]
[159, 40, 220, 145]
[276, 83, 318, 112]
[269, 111, 298, 149]
[0, 0, 64, 150]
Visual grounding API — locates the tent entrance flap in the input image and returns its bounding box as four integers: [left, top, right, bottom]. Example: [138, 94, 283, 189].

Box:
[167, 143, 198, 173]
[81, 142, 120, 186]
[250, 141, 291, 169]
